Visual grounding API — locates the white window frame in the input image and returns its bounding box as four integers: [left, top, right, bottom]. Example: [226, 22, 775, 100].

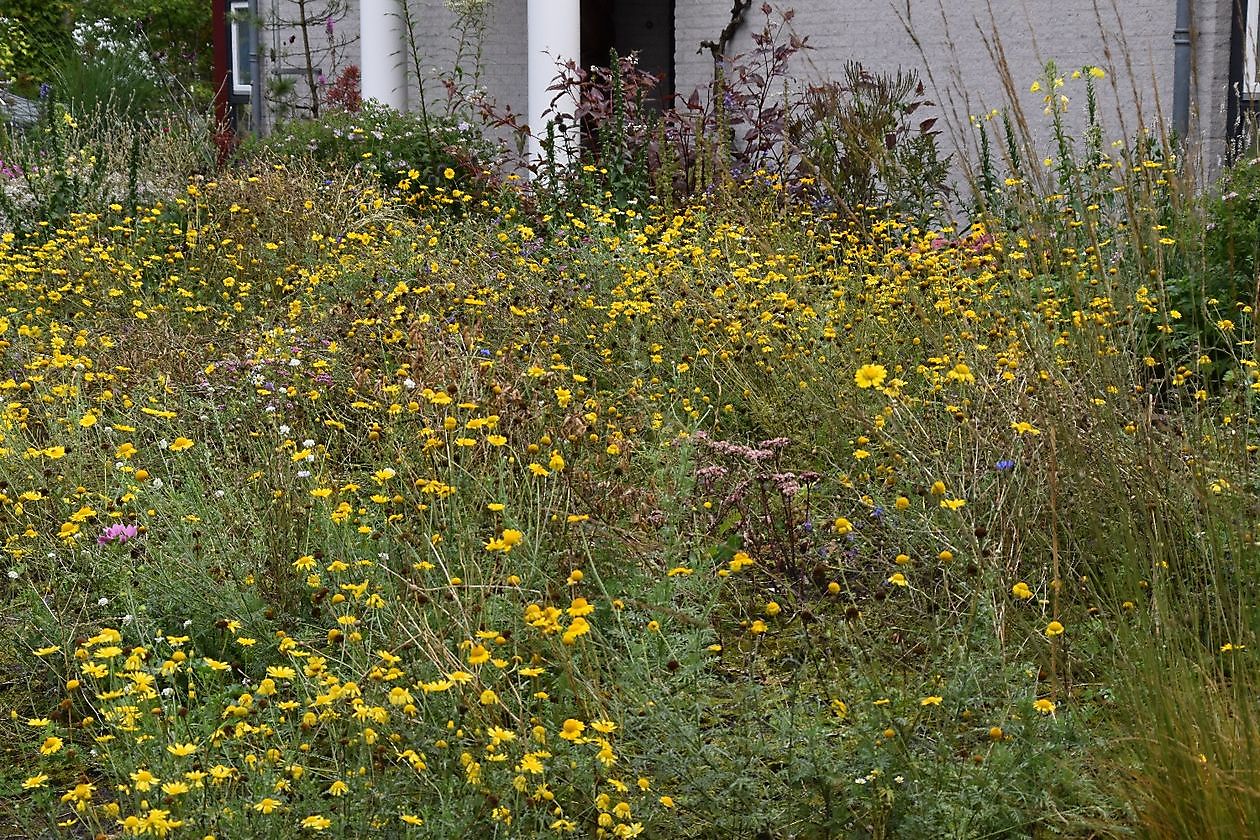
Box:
[229, 0, 254, 98]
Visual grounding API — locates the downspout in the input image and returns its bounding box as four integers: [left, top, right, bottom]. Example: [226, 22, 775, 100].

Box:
[1173, 0, 1192, 140]
[251, 0, 265, 136]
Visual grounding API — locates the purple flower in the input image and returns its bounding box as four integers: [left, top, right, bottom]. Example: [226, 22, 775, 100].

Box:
[98, 523, 139, 546]
[996, 459, 1016, 471]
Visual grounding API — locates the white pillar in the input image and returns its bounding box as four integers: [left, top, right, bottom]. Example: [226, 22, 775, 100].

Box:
[527, 0, 580, 164]
[360, 0, 408, 109]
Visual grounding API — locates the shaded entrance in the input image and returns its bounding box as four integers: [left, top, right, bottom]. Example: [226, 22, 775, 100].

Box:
[580, 0, 675, 106]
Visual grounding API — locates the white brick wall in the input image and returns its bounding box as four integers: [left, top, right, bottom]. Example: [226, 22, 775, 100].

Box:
[266, 0, 527, 129]
[265, 0, 360, 120]
[676, 0, 1234, 177]
[374, 0, 527, 122]
[268, 0, 1236, 174]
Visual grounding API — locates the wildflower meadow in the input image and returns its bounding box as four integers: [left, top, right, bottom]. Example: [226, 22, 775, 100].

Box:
[3, 8, 1260, 839]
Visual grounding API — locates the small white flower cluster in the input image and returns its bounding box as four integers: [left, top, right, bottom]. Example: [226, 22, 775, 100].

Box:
[444, 0, 491, 24]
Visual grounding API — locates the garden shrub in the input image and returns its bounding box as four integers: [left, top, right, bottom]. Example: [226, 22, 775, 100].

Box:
[1196, 157, 1260, 345]
[0, 10, 211, 238]
[538, 52, 660, 212]
[49, 20, 178, 126]
[537, 6, 948, 230]
[251, 102, 499, 205]
[789, 62, 951, 224]
[536, 6, 809, 211]
[72, 0, 215, 103]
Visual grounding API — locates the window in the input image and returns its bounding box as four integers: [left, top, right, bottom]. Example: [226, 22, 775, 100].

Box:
[229, 0, 255, 98]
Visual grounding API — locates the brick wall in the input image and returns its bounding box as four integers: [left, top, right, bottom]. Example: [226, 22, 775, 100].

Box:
[267, 0, 1237, 176]
[265, 0, 360, 121]
[266, 0, 527, 132]
[379, 0, 527, 123]
[676, 0, 1235, 178]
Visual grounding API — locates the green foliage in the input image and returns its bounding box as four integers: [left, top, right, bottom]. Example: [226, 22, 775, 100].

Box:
[1, 138, 1256, 835]
[48, 24, 176, 124]
[0, 17, 31, 83]
[790, 62, 951, 224]
[73, 0, 212, 102]
[1104, 562, 1260, 839]
[0, 0, 209, 103]
[538, 16, 951, 226]
[0, 0, 73, 91]
[1197, 159, 1260, 338]
[0, 98, 213, 237]
[0, 100, 116, 236]
[3, 14, 1260, 836]
[538, 51, 657, 215]
[250, 102, 497, 202]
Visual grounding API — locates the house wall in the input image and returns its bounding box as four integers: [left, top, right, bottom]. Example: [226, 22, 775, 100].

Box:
[266, 0, 527, 131]
[674, 0, 1236, 179]
[1193, 0, 1236, 172]
[376, 0, 527, 124]
[264, 0, 360, 121]
[265, 0, 1237, 178]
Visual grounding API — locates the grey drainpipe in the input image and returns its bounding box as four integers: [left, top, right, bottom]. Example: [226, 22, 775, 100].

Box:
[251, 0, 265, 136]
[1173, 0, 1192, 140]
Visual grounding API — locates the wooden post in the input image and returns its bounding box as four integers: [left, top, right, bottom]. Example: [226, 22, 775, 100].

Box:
[212, 0, 235, 163]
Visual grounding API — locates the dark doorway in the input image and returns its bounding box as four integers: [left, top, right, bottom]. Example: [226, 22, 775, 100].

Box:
[1229, 0, 1260, 160]
[1229, 0, 1247, 160]
[580, 0, 675, 107]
